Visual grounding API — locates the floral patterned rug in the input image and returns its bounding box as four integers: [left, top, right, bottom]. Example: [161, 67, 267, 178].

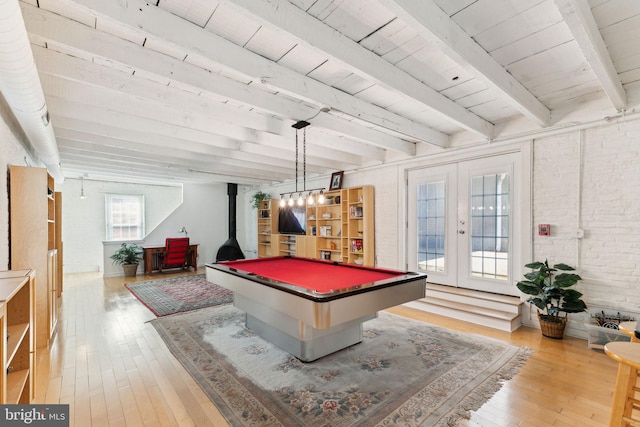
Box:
[151, 304, 530, 426]
[125, 274, 233, 316]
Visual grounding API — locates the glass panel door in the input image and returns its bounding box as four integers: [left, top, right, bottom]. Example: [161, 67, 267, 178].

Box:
[408, 153, 522, 295]
[407, 164, 457, 286]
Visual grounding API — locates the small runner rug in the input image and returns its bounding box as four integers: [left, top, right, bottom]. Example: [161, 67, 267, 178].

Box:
[125, 274, 233, 316]
[151, 304, 531, 426]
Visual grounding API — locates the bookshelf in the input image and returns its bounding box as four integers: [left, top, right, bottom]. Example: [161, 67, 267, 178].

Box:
[9, 166, 61, 349]
[263, 186, 375, 266]
[257, 199, 278, 258]
[0, 272, 35, 404]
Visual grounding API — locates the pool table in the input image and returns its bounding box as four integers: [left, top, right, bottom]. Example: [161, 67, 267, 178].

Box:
[205, 256, 427, 361]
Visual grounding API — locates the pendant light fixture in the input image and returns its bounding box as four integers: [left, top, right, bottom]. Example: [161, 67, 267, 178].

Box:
[280, 120, 325, 206]
[79, 176, 86, 200]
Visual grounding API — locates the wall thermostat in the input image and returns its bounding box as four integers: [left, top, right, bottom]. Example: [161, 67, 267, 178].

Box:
[538, 224, 550, 236]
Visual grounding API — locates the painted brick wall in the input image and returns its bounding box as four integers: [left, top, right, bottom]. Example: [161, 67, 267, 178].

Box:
[531, 121, 640, 335]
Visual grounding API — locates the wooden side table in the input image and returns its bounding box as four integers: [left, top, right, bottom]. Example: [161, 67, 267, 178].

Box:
[604, 341, 640, 427]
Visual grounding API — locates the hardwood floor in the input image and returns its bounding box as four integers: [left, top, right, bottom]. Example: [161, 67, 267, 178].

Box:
[35, 269, 619, 426]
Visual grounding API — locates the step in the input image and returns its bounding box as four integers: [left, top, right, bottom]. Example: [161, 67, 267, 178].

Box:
[405, 284, 524, 332]
[426, 283, 522, 315]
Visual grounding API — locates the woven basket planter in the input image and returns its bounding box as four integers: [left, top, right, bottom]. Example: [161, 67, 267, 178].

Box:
[538, 312, 567, 339]
[122, 263, 139, 277]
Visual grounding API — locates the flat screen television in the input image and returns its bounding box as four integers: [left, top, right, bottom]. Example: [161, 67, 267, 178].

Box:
[278, 204, 306, 235]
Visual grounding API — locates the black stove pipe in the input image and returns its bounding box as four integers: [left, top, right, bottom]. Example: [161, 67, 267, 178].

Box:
[215, 183, 245, 261]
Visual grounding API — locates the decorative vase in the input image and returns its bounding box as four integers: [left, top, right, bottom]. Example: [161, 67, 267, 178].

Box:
[122, 263, 139, 277]
[538, 312, 567, 339]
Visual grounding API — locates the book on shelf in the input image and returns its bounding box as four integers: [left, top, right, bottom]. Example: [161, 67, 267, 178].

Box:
[350, 239, 363, 253]
[349, 206, 363, 218]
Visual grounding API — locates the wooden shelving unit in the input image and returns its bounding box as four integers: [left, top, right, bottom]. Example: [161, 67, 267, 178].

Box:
[257, 199, 278, 258]
[0, 272, 35, 404]
[346, 186, 375, 266]
[9, 165, 61, 350]
[278, 235, 298, 255]
[263, 186, 375, 266]
[315, 190, 343, 262]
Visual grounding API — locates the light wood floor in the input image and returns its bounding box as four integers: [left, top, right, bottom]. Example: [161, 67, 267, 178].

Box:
[34, 269, 619, 426]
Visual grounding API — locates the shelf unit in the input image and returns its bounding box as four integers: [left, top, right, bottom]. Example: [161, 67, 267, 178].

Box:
[0, 272, 35, 404]
[278, 235, 298, 255]
[314, 191, 344, 263]
[345, 186, 375, 266]
[257, 199, 278, 258]
[264, 186, 375, 266]
[9, 165, 61, 349]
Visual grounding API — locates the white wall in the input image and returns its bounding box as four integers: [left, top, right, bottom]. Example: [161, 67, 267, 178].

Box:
[58, 179, 229, 276]
[59, 178, 183, 273]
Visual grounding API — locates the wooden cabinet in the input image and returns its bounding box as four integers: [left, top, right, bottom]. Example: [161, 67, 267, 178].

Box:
[264, 186, 375, 266]
[0, 271, 35, 404]
[9, 165, 61, 349]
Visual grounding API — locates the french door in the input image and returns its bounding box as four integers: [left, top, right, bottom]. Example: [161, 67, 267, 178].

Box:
[407, 153, 523, 296]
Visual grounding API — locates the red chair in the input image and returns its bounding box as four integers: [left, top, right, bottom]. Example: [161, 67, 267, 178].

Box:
[158, 237, 190, 272]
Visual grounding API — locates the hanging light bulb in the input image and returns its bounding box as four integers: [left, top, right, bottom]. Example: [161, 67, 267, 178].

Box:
[297, 192, 304, 206]
[280, 195, 285, 207]
[318, 189, 324, 204]
[288, 194, 294, 206]
[307, 191, 314, 205]
[79, 176, 87, 200]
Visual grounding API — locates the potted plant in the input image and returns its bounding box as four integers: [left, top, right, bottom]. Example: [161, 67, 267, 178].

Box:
[250, 191, 271, 210]
[110, 243, 143, 277]
[516, 260, 587, 339]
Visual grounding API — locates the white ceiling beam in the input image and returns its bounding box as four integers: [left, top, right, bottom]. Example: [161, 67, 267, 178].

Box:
[57, 140, 289, 181]
[41, 0, 425, 152]
[379, 0, 551, 127]
[55, 127, 326, 178]
[49, 103, 350, 174]
[54, 127, 291, 174]
[59, 154, 268, 185]
[223, 0, 489, 140]
[56, 136, 293, 179]
[40, 74, 363, 167]
[32, 45, 387, 162]
[553, 0, 626, 111]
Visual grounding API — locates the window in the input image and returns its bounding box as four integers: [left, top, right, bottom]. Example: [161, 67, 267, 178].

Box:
[106, 194, 145, 241]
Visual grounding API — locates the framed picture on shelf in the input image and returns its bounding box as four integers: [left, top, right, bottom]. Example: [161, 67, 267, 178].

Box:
[329, 171, 344, 190]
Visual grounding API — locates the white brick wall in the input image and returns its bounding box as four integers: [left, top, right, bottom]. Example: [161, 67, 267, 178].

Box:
[531, 121, 640, 335]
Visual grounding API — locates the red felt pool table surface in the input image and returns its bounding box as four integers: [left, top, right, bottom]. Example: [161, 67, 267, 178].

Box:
[219, 256, 406, 293]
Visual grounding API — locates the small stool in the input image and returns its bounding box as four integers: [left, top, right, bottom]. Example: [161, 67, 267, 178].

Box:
[619, 322, 640, 343]
[605, 342, 640, 427]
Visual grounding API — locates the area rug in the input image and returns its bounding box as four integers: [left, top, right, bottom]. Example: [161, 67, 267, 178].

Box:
[125, 274, 233, 316]
[151, 304, 531, 426]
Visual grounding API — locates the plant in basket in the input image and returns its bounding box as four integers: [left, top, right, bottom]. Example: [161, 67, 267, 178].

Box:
[516, 260, 587, 338]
